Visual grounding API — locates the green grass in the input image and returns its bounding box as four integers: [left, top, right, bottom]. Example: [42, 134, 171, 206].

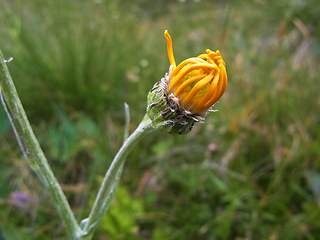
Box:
[1, 0, 320, 239]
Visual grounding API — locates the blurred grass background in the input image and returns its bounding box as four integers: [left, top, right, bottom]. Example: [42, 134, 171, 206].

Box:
[0, 0, 320, 239]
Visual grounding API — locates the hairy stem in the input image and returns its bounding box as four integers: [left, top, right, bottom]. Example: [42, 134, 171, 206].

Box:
[79, 115, 154, 239]
[0, 50, 80, 239]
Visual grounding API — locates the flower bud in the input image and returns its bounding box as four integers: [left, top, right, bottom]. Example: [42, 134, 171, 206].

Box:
[146, 30, 228, 134]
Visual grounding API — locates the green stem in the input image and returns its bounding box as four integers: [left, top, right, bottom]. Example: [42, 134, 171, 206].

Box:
[0, 50, 80, 239]
[79, 115, 154, 239]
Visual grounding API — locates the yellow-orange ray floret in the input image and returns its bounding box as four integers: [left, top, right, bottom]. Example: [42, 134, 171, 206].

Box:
[180, 72, 214, 108]
[168, 63, 218, 93]
[173, 74, 204, 97]
[203, 63, 228, 109]
[164, 30, 176, 68]
[191, 72, 220, 112]
[169, 57, 208, 79]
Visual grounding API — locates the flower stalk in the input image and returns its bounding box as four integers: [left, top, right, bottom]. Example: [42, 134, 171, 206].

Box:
[79, 115, 154, 239]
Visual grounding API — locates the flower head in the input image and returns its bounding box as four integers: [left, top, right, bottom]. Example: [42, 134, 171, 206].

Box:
[164, 30, 228, 115]
[146, 30, 228, 134]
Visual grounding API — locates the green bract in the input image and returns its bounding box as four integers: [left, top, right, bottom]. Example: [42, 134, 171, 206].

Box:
[146, 77, 196, 135]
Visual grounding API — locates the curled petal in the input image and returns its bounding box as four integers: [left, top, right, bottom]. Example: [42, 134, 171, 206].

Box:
[164, 30, 228, 115]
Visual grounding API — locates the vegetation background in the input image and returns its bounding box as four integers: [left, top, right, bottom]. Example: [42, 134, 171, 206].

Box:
[0, 0, 319, 239]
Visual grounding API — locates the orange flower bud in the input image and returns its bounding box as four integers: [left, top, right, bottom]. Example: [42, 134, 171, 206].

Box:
[164, 30, 228, 115]
[146, 31, 228, 134]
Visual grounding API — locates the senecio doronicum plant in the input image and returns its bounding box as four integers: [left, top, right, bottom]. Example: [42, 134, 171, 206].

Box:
[0, 30, 227, 239]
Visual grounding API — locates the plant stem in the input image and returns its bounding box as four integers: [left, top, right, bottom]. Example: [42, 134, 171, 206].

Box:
[79, 115, 154, 239]
[0, 50, 80, 239]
